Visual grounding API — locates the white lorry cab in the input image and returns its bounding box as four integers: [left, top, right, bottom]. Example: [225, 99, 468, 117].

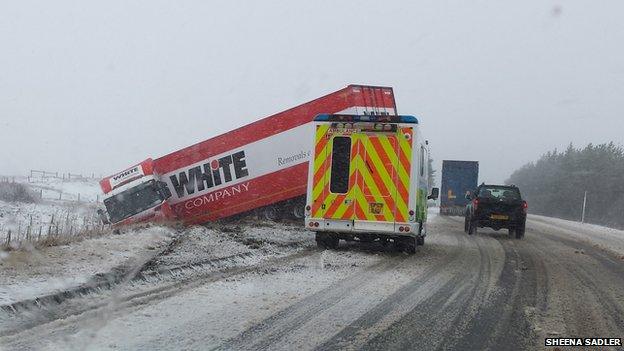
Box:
[304, 114, 439, 253]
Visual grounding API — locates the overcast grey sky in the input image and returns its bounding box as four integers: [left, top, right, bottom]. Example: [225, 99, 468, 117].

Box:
[1, 1, 623, 183]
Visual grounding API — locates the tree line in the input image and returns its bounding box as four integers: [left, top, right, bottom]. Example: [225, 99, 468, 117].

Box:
[506, 142, 624, 229]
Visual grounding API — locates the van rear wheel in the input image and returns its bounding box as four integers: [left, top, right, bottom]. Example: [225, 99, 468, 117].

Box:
[316, 233, 339, 250]
[396, 237, 416, 254]
[416, 235, 425, 246]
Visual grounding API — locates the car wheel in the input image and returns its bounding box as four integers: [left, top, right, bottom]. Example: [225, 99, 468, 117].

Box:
[515, 225, 525, 239]
[464, 216, 469, 233]
[468, 220, 476, 235]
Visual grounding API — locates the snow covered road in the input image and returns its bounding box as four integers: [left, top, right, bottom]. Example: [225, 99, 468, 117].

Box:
[1, 215, 623, 350]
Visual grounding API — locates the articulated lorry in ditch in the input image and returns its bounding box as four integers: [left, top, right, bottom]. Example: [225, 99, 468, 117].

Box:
[99, 85, 398, 226]
[304, 114, 439, 253]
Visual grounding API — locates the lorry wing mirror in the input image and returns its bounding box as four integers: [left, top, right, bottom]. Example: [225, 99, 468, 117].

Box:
[428, 187, 439, 200]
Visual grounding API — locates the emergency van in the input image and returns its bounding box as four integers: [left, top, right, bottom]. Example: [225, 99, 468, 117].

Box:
[304, 114, 439, 253]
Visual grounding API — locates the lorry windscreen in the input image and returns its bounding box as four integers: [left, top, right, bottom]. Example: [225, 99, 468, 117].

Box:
[104, 180, 163, 223]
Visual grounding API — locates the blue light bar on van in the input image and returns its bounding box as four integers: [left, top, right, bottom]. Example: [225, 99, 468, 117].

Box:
[314, 114, 418, 124]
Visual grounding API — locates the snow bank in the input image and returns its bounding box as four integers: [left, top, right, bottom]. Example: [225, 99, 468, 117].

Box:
[529, 214, 624, 257]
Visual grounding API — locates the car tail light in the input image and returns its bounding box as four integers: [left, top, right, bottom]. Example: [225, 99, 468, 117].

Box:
[473, 198, 479, 211]
[522, 201, 528, 214]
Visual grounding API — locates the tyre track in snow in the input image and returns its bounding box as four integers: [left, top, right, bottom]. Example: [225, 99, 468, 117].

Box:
[224, 215, 624, 351]
[217, 216, 501, 351]
[319, 217, 509, 351]
[0, 248, 316, 347]
[518, 221, 624, 343]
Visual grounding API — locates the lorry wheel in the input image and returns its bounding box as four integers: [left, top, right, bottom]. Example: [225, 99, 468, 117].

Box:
[291, 204, 305, 219]
[262, 206, 279, 221]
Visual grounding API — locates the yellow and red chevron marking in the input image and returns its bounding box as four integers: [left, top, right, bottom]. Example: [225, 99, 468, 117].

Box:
[311, 124, 331, 218]
[355, 135, 402, 222]
[311, 125, 413, 223]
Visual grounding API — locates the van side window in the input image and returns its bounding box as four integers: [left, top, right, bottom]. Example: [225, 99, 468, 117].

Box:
[330, 137, 351, 194]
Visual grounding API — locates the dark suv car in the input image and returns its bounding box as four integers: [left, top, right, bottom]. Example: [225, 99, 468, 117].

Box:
[464, 184, 527, 238]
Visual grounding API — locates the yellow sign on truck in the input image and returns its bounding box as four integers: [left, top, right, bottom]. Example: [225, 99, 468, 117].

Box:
[304, 114, 439, 253]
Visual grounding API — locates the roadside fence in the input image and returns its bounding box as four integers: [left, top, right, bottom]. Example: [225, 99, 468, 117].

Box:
[0, 210, 109, 250]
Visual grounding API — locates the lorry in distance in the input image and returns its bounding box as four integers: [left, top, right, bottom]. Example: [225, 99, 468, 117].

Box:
[99, 85, 398, 226]
[305, 114, 439, 254]
[439, 160, 479, 216]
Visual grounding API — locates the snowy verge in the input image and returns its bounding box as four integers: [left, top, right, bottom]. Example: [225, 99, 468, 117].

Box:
[0, 226, 175, 305]
[528, 214, 624, 257]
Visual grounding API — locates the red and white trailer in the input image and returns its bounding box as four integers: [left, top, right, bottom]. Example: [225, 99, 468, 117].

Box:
[99, 85, 398, 226]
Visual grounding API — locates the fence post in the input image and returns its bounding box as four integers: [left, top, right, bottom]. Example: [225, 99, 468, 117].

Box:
[48, 214, 55, 236]
[581, 190, 587, 223]
[27, 215, 33, 241]
[6, 230, 11, 246]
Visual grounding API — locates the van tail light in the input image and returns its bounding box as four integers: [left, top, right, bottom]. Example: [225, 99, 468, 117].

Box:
[473, 198, 479, 211]
[522, 201, 528, 214]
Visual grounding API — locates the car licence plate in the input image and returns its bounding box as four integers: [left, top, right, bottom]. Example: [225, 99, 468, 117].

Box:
[490, 214, 509, 220]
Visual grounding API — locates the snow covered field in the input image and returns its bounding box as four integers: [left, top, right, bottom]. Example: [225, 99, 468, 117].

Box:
[0, 176, 103, 244]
